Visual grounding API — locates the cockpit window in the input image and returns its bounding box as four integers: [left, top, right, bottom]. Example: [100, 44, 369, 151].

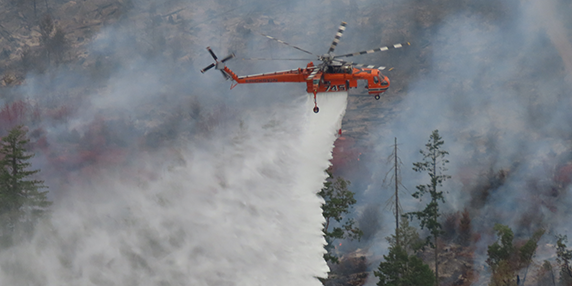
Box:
[373, 76, 379, 84]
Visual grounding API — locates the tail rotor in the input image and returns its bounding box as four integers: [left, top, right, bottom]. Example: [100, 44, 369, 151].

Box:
[200, 47, 235, 79]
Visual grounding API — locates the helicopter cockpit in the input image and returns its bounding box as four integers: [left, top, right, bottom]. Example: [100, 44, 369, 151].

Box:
[373, 74, 389, 85]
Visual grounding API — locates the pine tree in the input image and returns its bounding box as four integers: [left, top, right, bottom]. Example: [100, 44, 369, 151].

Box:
[0, 125, 50, 237]
[382, 137, 406, 246]
[319, 169, 363, 263]
[374, 245, 435, 286]
[556, 234, 572, 285]
[385, 219, 424, 256]
[404, 129, 450, 286]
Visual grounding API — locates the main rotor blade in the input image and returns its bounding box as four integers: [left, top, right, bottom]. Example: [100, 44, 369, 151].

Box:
[241, 58, 315, 61]
[335, 59, 386, 70]
[328, 21, 347, 54]
[201, 63, 216, 73]
[306, 66, 324, 80]
[207, 46, 218, 60]
[258, 32, 317, 56]
[353, 63, 386, 70]
[221, 53, 236, 63]
[334, 42, 410, 58]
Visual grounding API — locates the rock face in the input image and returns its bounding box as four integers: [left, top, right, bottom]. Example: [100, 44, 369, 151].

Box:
[0, 0, 121, 75]
[323, 254, 369, 286]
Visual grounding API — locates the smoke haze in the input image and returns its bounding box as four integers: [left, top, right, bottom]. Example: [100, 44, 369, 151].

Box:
[0, 0, 353, 285]
[348, 0, 572, 284]
[2, 76, 349, 286]
[2, 0, 572, 284]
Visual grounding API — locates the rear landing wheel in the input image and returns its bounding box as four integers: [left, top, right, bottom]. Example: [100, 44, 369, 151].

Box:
[374, 94, 381, 100]
[313, 106, 319, 113]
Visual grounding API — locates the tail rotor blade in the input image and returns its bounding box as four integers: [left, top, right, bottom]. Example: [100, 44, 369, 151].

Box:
[201, 63, 216, 73]
[221, 53, 236, 63]
[334, 42, 410, 58]
[207, 46, 218, 60]
[328, 21, 347, 54]
[201, 47, 236, 74]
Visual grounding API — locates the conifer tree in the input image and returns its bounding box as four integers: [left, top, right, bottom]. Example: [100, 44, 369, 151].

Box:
[319, 170, 362, 263]
[385, 219, 424, 256]
[374, 244, 434, 286]
[0, 125, 50, 236]
[556, 234, 572, 285]
[404, 129, 450, 286]
[382, 137, 406, 246]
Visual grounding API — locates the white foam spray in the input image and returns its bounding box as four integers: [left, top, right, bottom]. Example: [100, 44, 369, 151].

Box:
[0, 92, 348, 286]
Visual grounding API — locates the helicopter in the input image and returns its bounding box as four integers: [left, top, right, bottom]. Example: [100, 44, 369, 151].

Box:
[200, 21, 409, 113]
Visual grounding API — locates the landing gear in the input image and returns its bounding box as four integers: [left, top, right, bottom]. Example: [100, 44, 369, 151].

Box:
[374, 94, 381, 100]
[313, 91, 319, 113]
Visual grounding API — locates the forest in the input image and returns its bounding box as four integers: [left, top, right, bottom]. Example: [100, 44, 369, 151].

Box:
[2, 0, 572, 285]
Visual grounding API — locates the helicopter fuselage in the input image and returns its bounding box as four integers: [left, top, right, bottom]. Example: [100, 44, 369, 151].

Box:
[223, 62, 389, 96]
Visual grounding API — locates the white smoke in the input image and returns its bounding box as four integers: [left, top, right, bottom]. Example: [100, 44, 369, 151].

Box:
[0, 92, 347, 286]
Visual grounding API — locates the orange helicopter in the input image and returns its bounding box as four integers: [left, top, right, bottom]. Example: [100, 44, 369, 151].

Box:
[201, 22, 409, 113]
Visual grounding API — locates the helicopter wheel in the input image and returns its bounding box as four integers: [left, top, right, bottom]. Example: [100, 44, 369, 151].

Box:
[313, 106, 319, 113]
[374, 94, 381, 100]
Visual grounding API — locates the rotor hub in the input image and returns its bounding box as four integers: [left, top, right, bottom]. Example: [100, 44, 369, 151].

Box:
[319, 54, 334, 64]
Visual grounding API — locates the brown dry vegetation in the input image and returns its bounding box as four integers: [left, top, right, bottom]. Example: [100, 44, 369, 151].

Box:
[2, 0, 572, 285]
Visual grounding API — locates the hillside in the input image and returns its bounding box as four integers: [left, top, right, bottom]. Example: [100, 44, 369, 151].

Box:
[2, 0, 572, 285]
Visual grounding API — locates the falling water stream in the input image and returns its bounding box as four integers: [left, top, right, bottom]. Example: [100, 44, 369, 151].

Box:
[0, 92, 348, 286]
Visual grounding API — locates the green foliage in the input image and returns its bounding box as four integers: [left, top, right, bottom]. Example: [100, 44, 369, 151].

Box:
[486, 224, 545, 286]
[319, 170, 362, 263]
[403, 130, 450, 286]
[374, 245, 435, 286]
[519, 229, 545, 267]
[0, 125, 51, 240]
[404, 129, 450, 246]
[378, 220, 431, 286]
[486, 224, 514, 271]
[556, 235, 572, 285]
[488, 260, 516, 286]
[386, 219, 424, 256]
